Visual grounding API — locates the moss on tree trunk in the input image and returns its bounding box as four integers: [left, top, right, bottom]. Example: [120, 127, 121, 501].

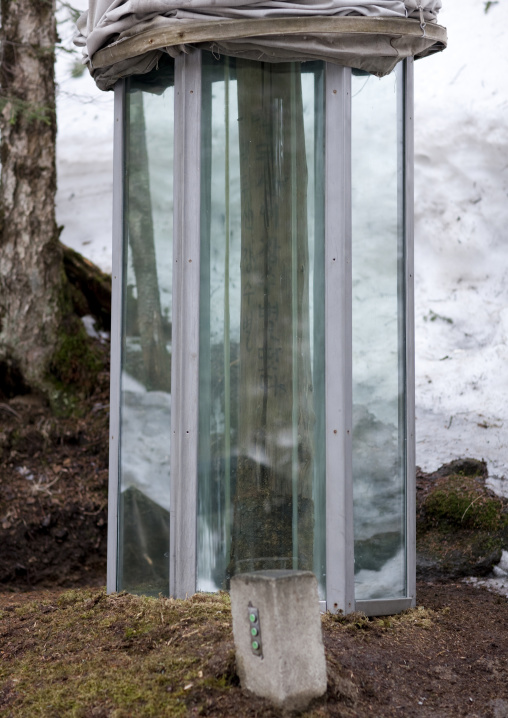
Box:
[0, 0, 100, 403]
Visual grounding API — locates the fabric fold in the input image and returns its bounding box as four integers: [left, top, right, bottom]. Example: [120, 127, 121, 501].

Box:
[75, 0, 443, 89]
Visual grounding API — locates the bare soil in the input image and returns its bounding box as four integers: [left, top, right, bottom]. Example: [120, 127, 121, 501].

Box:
[0, 337, 109, 590]
[0, 339, 507, 716]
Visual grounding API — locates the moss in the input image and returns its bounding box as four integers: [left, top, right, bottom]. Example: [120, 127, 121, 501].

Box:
[322, 605, 436, 635]
[416, 459, 508, 579]
[57, 588, 100, 608]
[423, 474, 507, 531]
[50, 320, 101, 387]
[397, 606, 435, 630]
[0, 589, 237, 717]
[327, 611, 370, 630]
[439, 458, 487, 479]
[47, 316, 103, 416]
[14, 601, 40, 617]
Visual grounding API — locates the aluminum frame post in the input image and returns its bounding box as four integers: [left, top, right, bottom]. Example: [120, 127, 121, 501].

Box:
[404, 57, 416, 608]
[107, 80, 126, 594]
[324, 64, 355, 615]
[170, 50, 203, 599]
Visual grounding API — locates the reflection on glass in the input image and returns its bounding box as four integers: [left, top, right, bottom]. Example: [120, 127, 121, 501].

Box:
[118, 60, 174, 596]
[351, 66, 406, 600]
[198, 56, 326, 597]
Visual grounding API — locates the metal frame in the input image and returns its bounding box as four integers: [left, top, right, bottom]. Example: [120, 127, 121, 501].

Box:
[109, 55, 416, 616]
[170, 50, 203, 599]
[356, 598, 413, 617]
[404, 57, 416, 608]
[324, 64, 355, 615]
[107, 80, 126, 594]
[351, 58, 415, 617]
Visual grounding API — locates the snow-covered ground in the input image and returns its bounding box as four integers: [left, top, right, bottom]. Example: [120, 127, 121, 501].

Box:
[414, 1, 508, 501]
[55, 2, 508, 595]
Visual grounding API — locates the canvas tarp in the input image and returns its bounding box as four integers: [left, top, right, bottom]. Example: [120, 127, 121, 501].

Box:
[75, 0, 445, 89]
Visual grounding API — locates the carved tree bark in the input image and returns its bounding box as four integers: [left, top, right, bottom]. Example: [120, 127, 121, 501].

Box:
[0, 0, 66, 394]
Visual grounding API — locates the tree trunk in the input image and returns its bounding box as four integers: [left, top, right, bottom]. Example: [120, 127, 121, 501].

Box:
[228, 61, 315, 578]
[0, 0, 65, 393]
[126, 91, 171, 392]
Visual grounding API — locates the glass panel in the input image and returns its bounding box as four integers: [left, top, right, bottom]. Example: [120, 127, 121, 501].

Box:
[198, 55, 326, 597]
[351, 66, 406, 600]
[118, 60, 174, 596]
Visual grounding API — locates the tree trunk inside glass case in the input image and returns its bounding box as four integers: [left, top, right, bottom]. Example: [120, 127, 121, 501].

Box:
[127, 91, 171, 392]
[228, 61, 315, 578]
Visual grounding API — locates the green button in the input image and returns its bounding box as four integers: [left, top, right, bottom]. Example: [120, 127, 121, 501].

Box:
[249, 613, 256, 622]
[251, 627, 258, 636]
[252, 641, 259, 651]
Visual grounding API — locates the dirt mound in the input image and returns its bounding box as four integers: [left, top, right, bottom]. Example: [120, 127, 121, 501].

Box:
[0, 338, 109, 590]
[417, 460, 508, 579]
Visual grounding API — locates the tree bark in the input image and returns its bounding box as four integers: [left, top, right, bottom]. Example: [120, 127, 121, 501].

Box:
[229, 61, 315, 578]
[0, 0, 65, 393]
[126, 91, 171, 392]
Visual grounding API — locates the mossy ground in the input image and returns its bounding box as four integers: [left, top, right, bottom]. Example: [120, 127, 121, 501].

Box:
[1, 584, 508, 717]
[423, 474, 508, 532]
[1, 342, 507, 716]
[1, 589, 237, 718]
[417, 460, 508, 578]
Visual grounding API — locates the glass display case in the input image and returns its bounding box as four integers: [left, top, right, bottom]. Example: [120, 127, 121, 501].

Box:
[108, 50, 415, 616]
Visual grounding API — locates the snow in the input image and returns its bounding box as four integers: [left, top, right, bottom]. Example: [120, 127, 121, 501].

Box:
[465, 550, 508, 598]
[413, 1, 508, 497]
[55, 2, 508, 595]
[119, 371, 171, 511]
[55, 4, 114, 273]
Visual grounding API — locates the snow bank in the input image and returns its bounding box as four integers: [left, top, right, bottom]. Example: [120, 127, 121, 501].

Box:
[414, 0, 508, 497]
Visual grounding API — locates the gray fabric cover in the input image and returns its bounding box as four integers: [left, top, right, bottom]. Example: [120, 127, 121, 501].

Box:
[75, 0, 442, 89]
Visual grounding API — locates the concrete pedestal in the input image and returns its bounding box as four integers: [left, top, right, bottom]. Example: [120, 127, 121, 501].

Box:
[230, 570, 327, 710]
